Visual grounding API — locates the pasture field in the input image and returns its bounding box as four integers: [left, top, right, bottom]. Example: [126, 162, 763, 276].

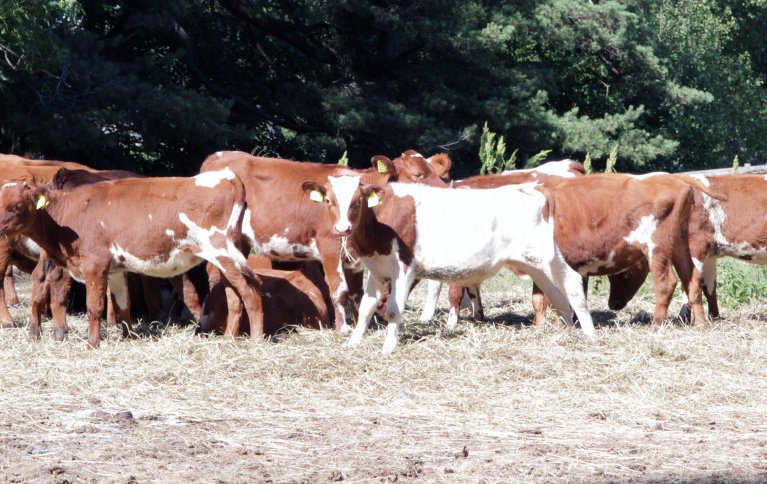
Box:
[1, 271, 767, 483]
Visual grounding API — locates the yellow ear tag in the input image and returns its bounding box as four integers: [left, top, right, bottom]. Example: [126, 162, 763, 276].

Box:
[367, 191, 381, 208]
[309, 189, 324, 203]
[36, 195, 49, 210]
[376, 159, 388, 174]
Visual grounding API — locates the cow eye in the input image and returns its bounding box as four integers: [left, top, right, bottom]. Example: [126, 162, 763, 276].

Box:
[14, 203, 24, 212]
[414, 172, 424, 178]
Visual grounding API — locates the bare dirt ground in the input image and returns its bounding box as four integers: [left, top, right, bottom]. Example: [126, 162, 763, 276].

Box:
[1, 272, 766, 483]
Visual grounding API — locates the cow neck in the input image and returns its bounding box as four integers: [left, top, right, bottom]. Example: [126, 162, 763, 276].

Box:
[27, 190, 70, 264]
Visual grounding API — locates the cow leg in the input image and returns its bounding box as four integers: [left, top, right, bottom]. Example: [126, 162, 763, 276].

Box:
[29, 254, 51, 339]
[420, 280, 442, 321]
[0, 240, 17, 328]
[106, 284, 117, 326]
[381, 265, 417, 353]
[85, 266, 110, 349]
[108, 272, 134, 339]
[549, 261, 595, 336]
[522, 268, 572, 325]
[221, 284, 244, 337]
[170, 273, 203, 320]
[446, 284, 464, 330]
[216, 258, 264, 340]
[4, 264, 18, 306]
[531, 283, 550, 326]
[466, 285, 484, 320]
[347, 276, 386, 348]
[48, 266, 71, 341]
[344, 267, 364, 328]
[671, 247, 706, 326]
[320, 252, 351, 333]
[702, 258, 719, 319]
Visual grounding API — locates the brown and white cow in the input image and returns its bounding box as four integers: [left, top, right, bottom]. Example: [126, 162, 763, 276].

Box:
[199, 255, 333, 335]
[303, 166, 595, 352]
[682, 173, 767, 320]
[199, 149, 450, 331]
[534, 173, 725, 326]
[421, 160, 650, 328]
[0, 170, 263, 348]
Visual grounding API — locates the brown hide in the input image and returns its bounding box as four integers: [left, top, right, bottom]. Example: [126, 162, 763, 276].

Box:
[199, 149, 448, 330]
[199, 255, 332, 335]
[0, 174, 263, 348]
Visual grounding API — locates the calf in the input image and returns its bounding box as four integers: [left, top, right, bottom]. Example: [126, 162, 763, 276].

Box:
[304, 172, 594, 352]
[199, 149, 450, 331]
[0, 171, 263, 348]
[199, 255, 332, 335]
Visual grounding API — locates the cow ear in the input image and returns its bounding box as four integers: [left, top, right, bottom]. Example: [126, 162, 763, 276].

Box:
[32, 187, 50, 210]
[362, 185, 383, 208]
[371, 156, 396, 177]
[302, 181, 326, 203]
[427, 153, 452, 179]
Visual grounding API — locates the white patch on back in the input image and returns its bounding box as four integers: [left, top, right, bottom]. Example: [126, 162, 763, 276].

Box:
[630, 172, 667, 180]
[193, 168, 236, 188]
[623, 215, 659, 263]
[328, 175, 361, 233]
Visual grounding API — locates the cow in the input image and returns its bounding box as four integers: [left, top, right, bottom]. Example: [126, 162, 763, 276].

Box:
[199, 255, 333, 335]
[0, 170, 264, 348]
[198, 149, 450, 332]
[0, 159, 98, 328]
[302, 162, 595, 353]
[680, 173, 767, 320]
[534, 173, 726, 327]
[420, 160, 650, 328]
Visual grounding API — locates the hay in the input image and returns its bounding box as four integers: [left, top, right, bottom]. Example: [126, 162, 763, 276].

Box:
[0, 272, 766, 482]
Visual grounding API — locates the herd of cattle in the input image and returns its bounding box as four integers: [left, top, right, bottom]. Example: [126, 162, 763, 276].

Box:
[0, 150, 763, 352]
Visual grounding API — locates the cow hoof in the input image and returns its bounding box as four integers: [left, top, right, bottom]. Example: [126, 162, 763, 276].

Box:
[678, 304, 691, 324]
[5, 296, 19, 306]
[381, 342, 397, 354]
[0, 320, 17, 329]
[337, 323, 352, 335]
[53, 328, 69, 342]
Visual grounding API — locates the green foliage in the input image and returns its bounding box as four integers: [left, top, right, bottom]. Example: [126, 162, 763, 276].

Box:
[337, 150, 349, 166]
[716, 259, 767, 308]
[524, 149, 552, 169]
[479, 122, 517, 174]
[583, 152, 593, 174]
[605, 145, 619, 173]
[0, 1, 766, 174]
[732, 154, 740, 174]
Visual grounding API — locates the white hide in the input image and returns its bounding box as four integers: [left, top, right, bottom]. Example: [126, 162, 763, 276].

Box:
[347, 182, 595, 352]
[251, 234, 321, 260]
[109, 242, 199, 278]
[623, 215, 659, 264]
[193, 168, 236, 188]
[328, 175, 361, 234]
[500, 159, 579, 178]
[177, 203, 246, 273]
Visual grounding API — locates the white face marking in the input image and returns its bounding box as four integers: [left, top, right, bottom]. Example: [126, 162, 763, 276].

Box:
[193, 167, 236, 188]
[1, 182, 17, 189]
[623, 215, 659, 263]
[328, 175, 361, 234]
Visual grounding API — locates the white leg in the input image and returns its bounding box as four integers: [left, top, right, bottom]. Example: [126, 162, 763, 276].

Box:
[446, 306, 458, 330]
[346, 276, 385, 347]
[560, 266, 594, 337]
[382, 267, 416, 353]
[419, 280, 442, 321]
[108, 272, 129, 312]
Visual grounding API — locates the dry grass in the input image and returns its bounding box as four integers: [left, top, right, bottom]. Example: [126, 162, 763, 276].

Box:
[1, 271, 767, 483]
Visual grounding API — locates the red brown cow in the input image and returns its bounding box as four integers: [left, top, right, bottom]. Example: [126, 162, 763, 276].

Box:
[535, 173, 725, 326]
[421, 160, 650, 328]
[0, 169, 263, 348]
[199, 149, 450, 331]
[199, 255, 332, 335]
[682, 173, 767, 320]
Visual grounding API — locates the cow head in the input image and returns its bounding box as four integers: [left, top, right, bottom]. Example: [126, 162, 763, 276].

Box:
[373, 150, 451, 187]
[0, 182, 47, 237]
[303, 175, 384, 236]
[607, 258, 650, 310]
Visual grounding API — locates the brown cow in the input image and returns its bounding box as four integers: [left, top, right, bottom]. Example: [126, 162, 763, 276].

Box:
[199, 149, 450, 331]
[681, 173, 767, 320]
[0, 169, 264, 348]
[535, 173, 725, 326]
[199, 255, 332, 335]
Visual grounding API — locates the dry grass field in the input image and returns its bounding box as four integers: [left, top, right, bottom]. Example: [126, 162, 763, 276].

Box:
[1, 271, 767, 483]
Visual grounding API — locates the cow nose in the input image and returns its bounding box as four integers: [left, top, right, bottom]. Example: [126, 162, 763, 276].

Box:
[334, 224, 352, 236]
